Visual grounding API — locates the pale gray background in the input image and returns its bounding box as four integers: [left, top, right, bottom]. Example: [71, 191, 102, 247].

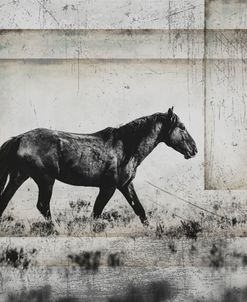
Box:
[0, 1, 247, 302]
[0, 0, 205, 223]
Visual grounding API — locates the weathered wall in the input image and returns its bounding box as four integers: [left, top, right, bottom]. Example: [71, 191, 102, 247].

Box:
[0, 1, 247, 301]
[205, 0, 247, 189]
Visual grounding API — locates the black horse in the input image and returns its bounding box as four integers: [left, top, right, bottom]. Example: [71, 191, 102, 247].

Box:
[0, 108, 197, 225]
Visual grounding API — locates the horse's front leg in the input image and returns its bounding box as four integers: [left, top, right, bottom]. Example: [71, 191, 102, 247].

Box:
[118, 182, 149, 226]
[92, 186, 116, 219]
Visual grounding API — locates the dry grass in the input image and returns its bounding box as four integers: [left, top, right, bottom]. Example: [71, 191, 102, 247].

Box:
[0, 197, 246, 239]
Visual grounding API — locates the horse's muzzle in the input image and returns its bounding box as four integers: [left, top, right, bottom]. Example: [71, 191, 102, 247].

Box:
[184, 146, 198, 159]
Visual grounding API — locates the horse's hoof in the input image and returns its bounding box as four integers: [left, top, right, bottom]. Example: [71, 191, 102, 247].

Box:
[142, 219, 149, 227]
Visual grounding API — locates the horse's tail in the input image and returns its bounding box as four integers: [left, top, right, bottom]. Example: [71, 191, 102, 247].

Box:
[0, 137, 20, 194]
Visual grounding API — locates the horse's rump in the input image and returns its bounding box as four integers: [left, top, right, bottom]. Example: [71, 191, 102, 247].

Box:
[0, 136, 21, 193]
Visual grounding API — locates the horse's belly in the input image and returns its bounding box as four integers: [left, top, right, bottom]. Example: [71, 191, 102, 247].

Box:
[57, 163, 106, 186]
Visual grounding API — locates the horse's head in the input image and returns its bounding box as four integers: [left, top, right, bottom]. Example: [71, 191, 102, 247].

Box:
[162, 107, 197, 159]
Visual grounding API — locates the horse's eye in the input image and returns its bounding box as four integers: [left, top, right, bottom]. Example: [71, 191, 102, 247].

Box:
[180, 124, 185, 130]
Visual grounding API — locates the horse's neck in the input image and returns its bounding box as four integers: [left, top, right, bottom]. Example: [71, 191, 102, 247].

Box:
[134, 122, 162, 166]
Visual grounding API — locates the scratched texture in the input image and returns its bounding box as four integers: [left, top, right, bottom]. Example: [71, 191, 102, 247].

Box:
[0, 1, 247, 302]
[0, 0, 204, 29]
[205, 1, 247, 189]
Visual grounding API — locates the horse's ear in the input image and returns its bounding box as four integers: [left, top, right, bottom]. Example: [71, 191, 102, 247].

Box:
[168, 106, 174, 117]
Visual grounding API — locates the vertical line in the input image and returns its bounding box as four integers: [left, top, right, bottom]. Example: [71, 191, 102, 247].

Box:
[204, 0, 207, 189]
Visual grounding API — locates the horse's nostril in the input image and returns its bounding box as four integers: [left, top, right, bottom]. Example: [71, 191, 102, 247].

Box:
[190, 147, 197, 156]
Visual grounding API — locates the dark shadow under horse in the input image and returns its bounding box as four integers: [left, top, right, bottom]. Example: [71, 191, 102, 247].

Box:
[0, 108, 197, 225]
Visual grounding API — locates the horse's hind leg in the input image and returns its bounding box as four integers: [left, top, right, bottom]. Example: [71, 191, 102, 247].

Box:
[35, 176, 55, 221]
[0, 171, 28, 217]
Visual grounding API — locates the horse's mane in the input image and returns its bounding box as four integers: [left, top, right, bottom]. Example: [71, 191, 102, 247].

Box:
[94, 113, 169, 165]
[117, 113, 165, 165]
[94, 127, 116, 140]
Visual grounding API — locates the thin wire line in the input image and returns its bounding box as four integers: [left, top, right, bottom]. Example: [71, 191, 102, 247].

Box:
[147, 198, 189, 221]
[146, 181, 230, 221]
